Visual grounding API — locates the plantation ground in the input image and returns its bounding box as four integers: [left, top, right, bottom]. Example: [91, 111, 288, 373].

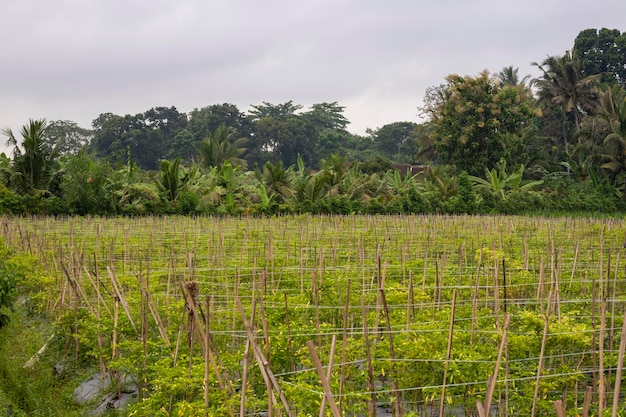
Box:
[1, 214, 626, 416]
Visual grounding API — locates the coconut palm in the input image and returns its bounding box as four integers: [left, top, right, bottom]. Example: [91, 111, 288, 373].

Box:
[197, 125, 248, 170]
[261, 160, 293, 203]
[496, 66, 531, 87]
[533, 51, 600, 149]
[2, 118, 60, 194]
[153, 158, 198, 202]
[598, 86, 626, 180]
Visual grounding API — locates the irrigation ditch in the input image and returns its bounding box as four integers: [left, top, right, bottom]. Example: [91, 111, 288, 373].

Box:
[1, 214, 626, 416]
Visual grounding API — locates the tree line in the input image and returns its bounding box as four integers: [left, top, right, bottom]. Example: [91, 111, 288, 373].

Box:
[1, 27, 625, 216]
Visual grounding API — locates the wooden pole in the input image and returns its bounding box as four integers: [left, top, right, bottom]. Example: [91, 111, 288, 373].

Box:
[476, 314, 510, 417]
[380, 287, 403, 416]
[318, 335, 338, 417]
[339, 279, 351, 415]
[531, 292, 551, 417]
[361, 299, 376, 417]
[307, 340, 341, 417]
[239, 296, 256, 417]
[439, 289, 457, 417]
[610, 310, 626, 417]
[236, 298, 292, 416]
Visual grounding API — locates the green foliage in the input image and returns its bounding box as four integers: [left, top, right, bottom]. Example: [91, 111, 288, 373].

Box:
[197, 125, 248, 170]
[2, 118, 61, 195]
[574, 28, 626, 85]
[427, 71, 538, 175]
[0, 263, 20, 328]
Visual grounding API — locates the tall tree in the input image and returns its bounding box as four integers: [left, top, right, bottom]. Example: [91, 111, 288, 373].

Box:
[533, 51, 599, 149]
[425, 71, 538, 175]
[91, 107, 187, 170]
[248, 102, 317, 168]
[574, 28, 626, 85]
[496, 66, 531, 87]
[42, 120, 93, 155]
[2, 118, 60, 194]
[369, 121, 419, 162]
[188, 103, 251, 143]
[598, 86, 626, 182]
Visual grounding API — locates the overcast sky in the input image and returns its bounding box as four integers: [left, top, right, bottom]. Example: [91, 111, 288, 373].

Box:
[2, 0, 625, 155]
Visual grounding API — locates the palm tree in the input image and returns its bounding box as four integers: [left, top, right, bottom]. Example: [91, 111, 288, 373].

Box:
[197, 125, 248, 170]
[2, 118, 59, 194]
[598, 86, 626, 180]
[533, 51, 600, 149]
[261, 160, 293, 203]
[496, 66, 531, 87]
[153, 158, 197, 202]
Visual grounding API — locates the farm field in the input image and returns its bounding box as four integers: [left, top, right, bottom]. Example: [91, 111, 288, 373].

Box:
[1, 214, 626, 416]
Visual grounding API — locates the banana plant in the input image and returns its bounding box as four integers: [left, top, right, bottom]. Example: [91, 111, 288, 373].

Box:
[469, 159, 542, 198]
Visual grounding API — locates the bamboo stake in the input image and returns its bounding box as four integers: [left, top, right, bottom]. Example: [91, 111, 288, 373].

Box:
[283, 293, 296, 373]
[339, 279, 351, 415]
[361, 298, 376, 417]
[611, 310, 626, 417]
[137, 273, 171, 349]
[380, 287, 402, 416]
[318, 335, 338, 417]
[530, 292, 551, 417]
[239, 296, 257, 417]
[553, 399, 566, 417]
[107, 266, 138, 333]
[204, 296, 210, 415]
[407, 271, 414, 332]
[476, 314, 510, 417]
[236, 298, 292, 416]
[180, 282, 227, 392]
[599, 292, 607, 416]
[439, 289, 457, 417]
[582, 385, 592, 417]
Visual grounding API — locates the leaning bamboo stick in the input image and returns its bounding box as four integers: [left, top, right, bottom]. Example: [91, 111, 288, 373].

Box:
[610, 310, 626, 417]
[476, 314, 510, 417]
[318, 335, 338, 417]
[180, 282, 227, 392]
[553, 399, 566, 417]
[107, 266, 137, 333]
[380, 287, 402, 416]
[236, 297, 292, 416]
[361, 298, 376, 417]
[439, 289, 457, 417]
[531, 292, 552, 417]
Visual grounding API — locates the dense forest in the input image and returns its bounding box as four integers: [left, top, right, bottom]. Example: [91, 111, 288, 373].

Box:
[1, 27, 626, 216]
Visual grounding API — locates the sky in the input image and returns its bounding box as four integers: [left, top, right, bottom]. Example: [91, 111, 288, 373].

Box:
[1, 0, 626, 155]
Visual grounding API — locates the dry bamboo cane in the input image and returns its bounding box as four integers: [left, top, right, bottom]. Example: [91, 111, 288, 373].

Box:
[107, 266, 137, 333]
[361, 299, 376, 417]
[318, 335, 338, 417]
[530, 291, 552, 417]
[407, 271, 414, 332]
[239, 296, 257, 417]
[380, 287, 402, 416]
[439, 289, 457, 417]
[204, 296, 210, 415]
[582, 385, 592, 417]
[339, 279, 351, 415]
[236, 297, 292, 416]
[283, 294, 296, 373]
[553, 399, 566, 417]
[610, 310, 626, 417]
[599, 293, 607, 416]
[179, 282, 227, 392]
[476, 314, 510, 417]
